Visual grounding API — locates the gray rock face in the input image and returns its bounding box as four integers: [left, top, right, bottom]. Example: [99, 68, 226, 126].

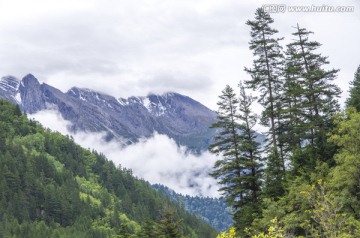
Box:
[0, 74, 217, 152]
[0, 76, 21, 103]
[19, 74, 47, 113]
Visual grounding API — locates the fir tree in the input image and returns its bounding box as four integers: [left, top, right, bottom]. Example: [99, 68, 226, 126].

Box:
[279, 41, 309, 177]
[245, 7, 286, 198]
[209, 85, 243, 203]
[209, 84, 263, 233]
[346, 65, 360, 111]
[139, 220, 159, 238]
[235, 83, 263, 230]
[281, 43, 306, 153]
[244, 8, 284, 153]
[157, 204, 183, 238]
[286, 24, 341, 170]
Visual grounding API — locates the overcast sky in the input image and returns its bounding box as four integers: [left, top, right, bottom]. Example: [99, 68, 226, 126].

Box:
[0, 0, 359, 110]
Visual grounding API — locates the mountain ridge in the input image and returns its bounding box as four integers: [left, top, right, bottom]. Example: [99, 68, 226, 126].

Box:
[0, 74, 217, 152]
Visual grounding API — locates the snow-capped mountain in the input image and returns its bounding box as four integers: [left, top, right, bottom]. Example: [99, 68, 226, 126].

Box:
[0, 74, 217, 152]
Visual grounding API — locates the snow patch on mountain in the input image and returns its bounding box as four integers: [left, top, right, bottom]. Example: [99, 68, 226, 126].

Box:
[142, 97, 152, 112]
[15, 92, 22, 103]
[78, 93, 87, 101]
[0, 76, 20, 94]
[117, 98, 128, 106]
[141, 96, 167, 116]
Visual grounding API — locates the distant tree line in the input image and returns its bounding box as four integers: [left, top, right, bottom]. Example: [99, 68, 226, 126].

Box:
[153, 184, 233, 232]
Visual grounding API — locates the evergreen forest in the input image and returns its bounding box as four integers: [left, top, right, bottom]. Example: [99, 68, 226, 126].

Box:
[0, 100, 217, 238]
[153, 184, 233, 232]
[212, 8, 360, 238]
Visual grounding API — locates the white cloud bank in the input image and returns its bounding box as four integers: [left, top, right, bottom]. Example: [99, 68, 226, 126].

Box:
[30, 109, 220, 197]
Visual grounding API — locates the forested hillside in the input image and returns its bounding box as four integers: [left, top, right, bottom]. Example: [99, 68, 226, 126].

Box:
[0, 99, 217, 238]
[153, 184, 233, 232]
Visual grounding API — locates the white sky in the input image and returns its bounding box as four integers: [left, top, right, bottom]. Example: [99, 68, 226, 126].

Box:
[0, 0, 359, 110]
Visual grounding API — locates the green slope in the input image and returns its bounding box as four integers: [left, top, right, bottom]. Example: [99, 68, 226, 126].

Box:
[0, 99, 217, 238]
[153, 184, 233, 232]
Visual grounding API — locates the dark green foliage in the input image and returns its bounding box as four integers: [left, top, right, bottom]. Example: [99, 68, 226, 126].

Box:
[138, 220, 159, 238]
[209, 84, 263, 233]
[346, 65, 360, 111]
[245, 8, 284, 150]
[209, 85, 242, 158]
[209, 10, 350, 237]
[0, 99, 217, 238]
[245, 8, 286, 198]
[153, 184, 233, 232]
[329, 109, 360, 219]
[209, 85, 243, 204]
[280, 42, 306, 155]
[234, 83, 263, 226]
[284, 24, 341, 174]
[157, 204, 184, 238]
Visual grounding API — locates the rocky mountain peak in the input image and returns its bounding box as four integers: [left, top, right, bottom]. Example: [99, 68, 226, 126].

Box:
[21, 74, 40, 87]
[0, 74, 217, 152]
[18, 74, 46, 113]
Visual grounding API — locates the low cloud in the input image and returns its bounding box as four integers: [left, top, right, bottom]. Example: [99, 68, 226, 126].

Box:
[30, 109, 220, 197]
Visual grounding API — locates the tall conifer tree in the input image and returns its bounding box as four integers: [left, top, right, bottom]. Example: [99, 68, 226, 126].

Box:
[285, 24, 341, 170]
[234, 83, 263, 231]
[280, 42, 307, 159]
[209, 85, 243, 204]
[245, 8, 285, 198]
[209, 84, 263, 233]
[245, 8, 284, 149]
